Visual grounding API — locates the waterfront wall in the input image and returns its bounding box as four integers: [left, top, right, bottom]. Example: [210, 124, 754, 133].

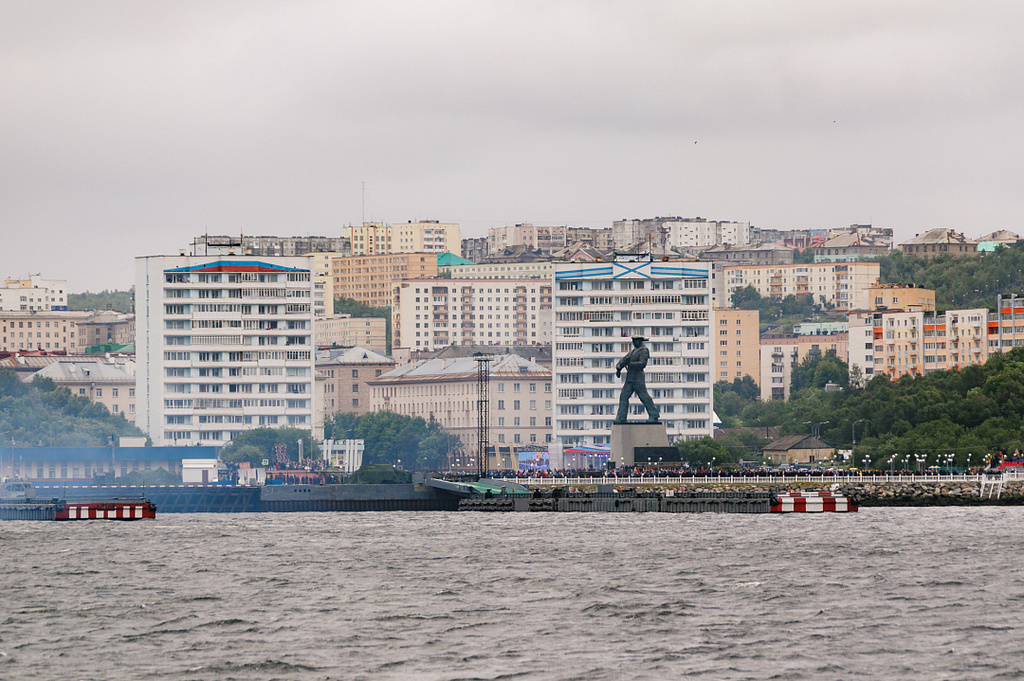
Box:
[521, 480, 1024, 505]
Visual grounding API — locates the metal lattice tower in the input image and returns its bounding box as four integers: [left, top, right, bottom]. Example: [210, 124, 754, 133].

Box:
[474, 353, 493, 477]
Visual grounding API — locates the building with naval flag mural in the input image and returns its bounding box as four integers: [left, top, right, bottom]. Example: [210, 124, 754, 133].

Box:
[551, 255, 715, 466]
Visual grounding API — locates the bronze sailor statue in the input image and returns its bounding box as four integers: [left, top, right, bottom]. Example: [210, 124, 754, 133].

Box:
[614, 335, 660, 423]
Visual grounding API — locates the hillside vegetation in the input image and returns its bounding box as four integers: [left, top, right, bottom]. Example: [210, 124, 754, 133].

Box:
[709, 348, 1024, 468]
[0, 369, 146, 446]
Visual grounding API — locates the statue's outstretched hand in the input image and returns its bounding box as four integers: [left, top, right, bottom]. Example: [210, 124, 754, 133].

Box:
[616, 370, 621, 378]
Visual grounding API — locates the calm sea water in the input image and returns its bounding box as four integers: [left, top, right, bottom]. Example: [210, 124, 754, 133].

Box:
[2, 508, 1023, 681]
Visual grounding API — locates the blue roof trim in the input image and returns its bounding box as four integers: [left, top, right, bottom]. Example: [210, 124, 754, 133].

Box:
[650, 266, 709, 278]
[555, 266, 614, 280]
[165, 261, 306, 273]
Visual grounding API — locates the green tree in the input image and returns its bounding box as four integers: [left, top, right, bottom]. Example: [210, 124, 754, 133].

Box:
[68, 290, 132, 312]
[218, 427, 317, 463]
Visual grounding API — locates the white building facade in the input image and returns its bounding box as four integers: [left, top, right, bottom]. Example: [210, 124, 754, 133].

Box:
[1, 275, 68, 311]
[551, 257, 716, 462]
[392, 278, 552, 352]
[136, 255, 316, 447]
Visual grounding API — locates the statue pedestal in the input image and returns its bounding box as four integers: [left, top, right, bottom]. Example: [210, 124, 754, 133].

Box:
[610, 422, 670, 468]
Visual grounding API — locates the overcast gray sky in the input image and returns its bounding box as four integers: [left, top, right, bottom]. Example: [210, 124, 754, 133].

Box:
[2, 1, 1022, 292]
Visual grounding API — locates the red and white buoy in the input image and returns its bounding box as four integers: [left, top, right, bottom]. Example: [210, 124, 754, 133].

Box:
[771, 491, 858, 513]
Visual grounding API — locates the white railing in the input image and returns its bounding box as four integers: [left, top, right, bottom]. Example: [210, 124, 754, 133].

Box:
[493, 474, 984, 486]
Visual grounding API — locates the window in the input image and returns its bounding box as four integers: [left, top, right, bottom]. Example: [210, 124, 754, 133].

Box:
[95, 388, 103, 397]
[352, 369, 359, 378]
[112, 388, 119, 397]
[513, 400, 520, 410]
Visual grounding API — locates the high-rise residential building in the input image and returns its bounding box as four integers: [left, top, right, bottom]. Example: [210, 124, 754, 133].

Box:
[847, 307, 988, 383]
[330, 252, 437, 308]
[392, 221, 461, 254]
[713, 308, 760, 385]
[392, 278, 552, 352]
[135, 255, 316, 447]
[1, 275, 68, 311]
[343, 221, 460, 257]
[551, 257, 716, 463]
[722, 262, 880, 310]
[612, 218, 750, 252]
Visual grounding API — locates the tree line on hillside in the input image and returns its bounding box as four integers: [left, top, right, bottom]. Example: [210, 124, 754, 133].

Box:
[0, 369, 146, 447]
[876, 243, 1024, 310]
[68, 290, 132, 312]
[698, 347, 1024, 469]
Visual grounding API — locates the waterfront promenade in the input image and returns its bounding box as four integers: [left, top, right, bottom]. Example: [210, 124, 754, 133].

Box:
[496, 473, 997, 486]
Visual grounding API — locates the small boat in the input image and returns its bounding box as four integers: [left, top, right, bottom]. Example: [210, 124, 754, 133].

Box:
[0, 479, 156, 521]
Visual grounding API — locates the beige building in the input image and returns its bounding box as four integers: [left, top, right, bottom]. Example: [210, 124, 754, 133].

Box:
[76, 312, 136, 350]
[31, 358, 137, 423]
[0, 310, 90, 353]
[369, 354, 552, 470]
[314, 315, 387, 352]
[863, 282, 936, 311]
[713, 309, 760, 385]
[722, 262, 880, 310]
[330, 252, 438, 308]
[392, 221, 461, 254]
[392, 278, 552, 352]
[763, 435, 834, 464]
[344, 221, 460, 257]
[759, 333, 849, 401]
[900, 229, 979, 259]
[316, 346, 395, 417]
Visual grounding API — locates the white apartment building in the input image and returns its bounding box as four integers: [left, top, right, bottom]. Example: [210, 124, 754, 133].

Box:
[135, 255, 316, 447]
[722, 262, 880, 309]
[551, 257, 716, 461]
[1, 275, 68, 311]
[612, 218, 750, 251]
[759, 333, 849, 401]
[392, 278, 552, 352]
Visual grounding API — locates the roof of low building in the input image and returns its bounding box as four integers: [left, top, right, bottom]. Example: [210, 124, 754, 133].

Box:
[373, 353, 550, 383]
[315, 345, 393, 364]
[437, 252, 475, 267]
[763, 434, 832, 451]
[901, 228, 976, 245]
[32, 358, 136, 383]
